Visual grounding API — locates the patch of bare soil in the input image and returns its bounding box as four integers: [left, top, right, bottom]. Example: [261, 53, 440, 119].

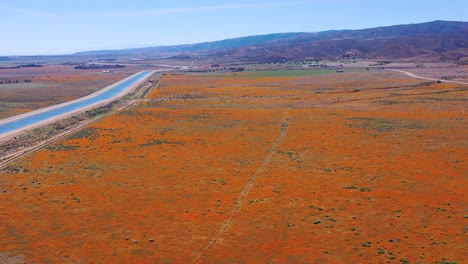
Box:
[0, 252, 25, 264]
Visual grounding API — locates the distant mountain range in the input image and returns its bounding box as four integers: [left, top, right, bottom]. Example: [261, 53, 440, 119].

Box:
[75, 20, 468, 62]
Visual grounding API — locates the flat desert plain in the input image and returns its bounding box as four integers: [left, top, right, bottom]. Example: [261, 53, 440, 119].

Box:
[0, 70, 466, 263]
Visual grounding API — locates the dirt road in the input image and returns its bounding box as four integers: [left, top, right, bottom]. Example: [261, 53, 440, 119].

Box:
[390, 69, 468, 85]
[193, 111, 290, 263]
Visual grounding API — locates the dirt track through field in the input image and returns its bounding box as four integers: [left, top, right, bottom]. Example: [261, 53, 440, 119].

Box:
[390, 69, 468, 85]
[193, 110, 290, 263]
[1, 70, 466, 263]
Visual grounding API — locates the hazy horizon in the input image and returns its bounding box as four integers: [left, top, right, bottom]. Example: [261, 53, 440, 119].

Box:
[1, 0, 467, 56]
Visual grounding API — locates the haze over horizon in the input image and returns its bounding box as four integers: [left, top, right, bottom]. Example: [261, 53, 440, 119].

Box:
[1, 0, 467, 56]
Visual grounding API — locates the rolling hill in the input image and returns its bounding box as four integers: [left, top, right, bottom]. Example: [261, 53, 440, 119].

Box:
[75, 20, 468, 62]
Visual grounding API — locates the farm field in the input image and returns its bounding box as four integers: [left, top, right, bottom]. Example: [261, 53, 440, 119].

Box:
[0, 69, 466, 263]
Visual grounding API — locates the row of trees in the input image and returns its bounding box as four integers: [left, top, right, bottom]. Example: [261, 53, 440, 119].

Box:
[0, 80, 32, 84]
[74, 64, 125, 70]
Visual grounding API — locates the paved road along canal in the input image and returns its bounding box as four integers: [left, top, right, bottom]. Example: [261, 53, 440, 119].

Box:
[0, 70, 153, 136]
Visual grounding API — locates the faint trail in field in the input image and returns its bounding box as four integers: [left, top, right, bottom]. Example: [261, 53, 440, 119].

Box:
[192, 111, 289, 263]
[390, 69, 468, 85]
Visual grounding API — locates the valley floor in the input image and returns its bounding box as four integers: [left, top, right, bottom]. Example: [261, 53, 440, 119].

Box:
[0, 69, 466, 263]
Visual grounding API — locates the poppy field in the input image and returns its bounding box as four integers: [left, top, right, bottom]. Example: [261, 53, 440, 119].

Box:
[0, 69, 466, 263]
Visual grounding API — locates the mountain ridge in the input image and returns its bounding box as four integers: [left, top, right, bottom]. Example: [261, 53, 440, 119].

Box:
[74, 20, 468, 62]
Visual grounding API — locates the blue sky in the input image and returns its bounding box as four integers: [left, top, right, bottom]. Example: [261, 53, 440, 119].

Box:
[0, 0, 466, 55]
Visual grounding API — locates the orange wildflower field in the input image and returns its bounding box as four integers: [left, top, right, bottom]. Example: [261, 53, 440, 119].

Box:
[0, 70, 466, 263]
